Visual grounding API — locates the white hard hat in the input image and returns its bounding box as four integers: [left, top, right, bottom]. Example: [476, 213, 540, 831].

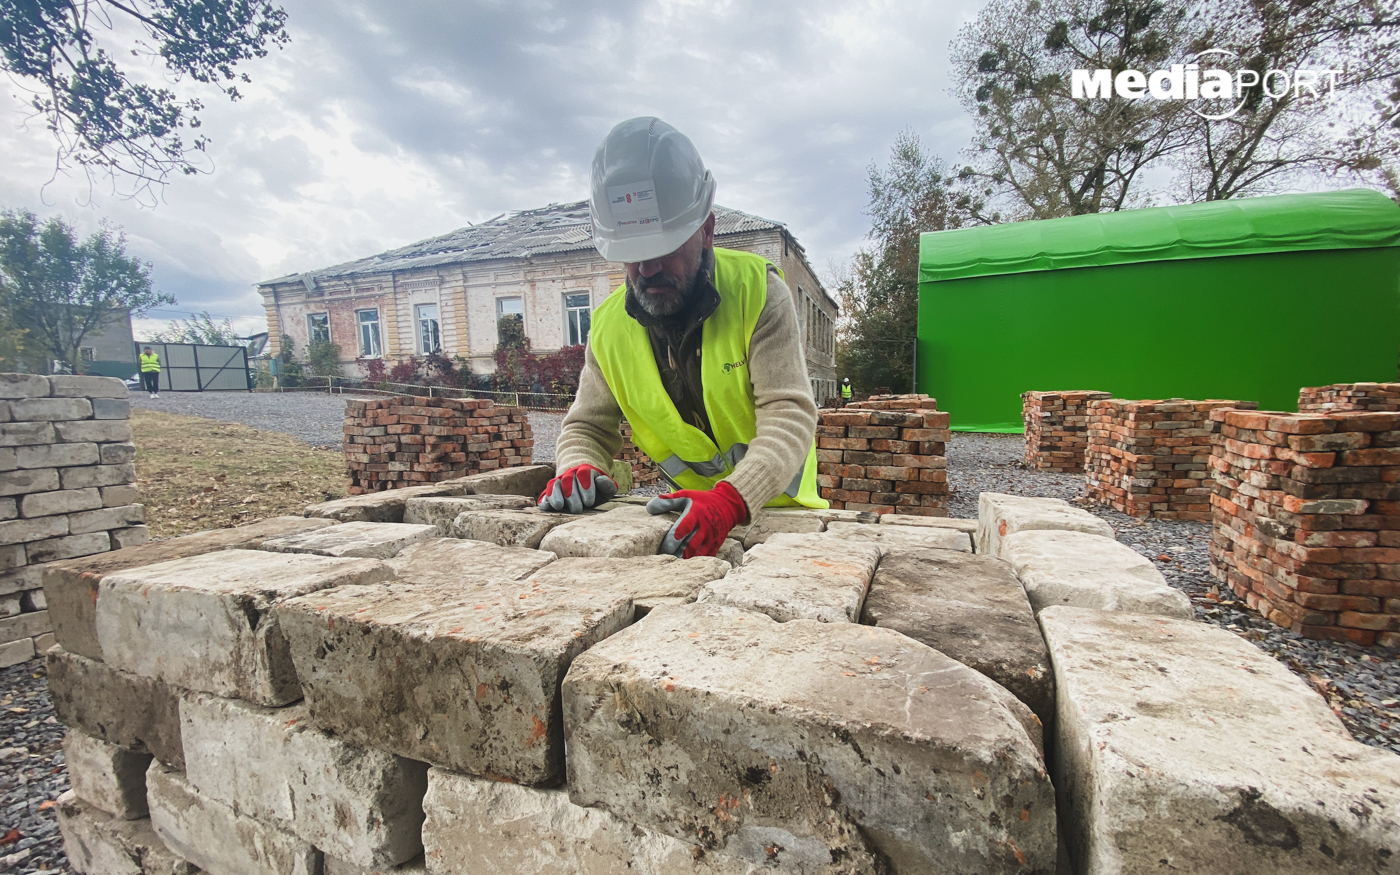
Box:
[589, 117, 716, 263]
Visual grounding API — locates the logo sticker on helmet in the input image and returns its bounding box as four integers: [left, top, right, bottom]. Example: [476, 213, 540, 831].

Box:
[607, 182, 662, 237]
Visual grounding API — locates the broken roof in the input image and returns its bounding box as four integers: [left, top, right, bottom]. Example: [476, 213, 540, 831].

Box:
[259, 200, 795, 286]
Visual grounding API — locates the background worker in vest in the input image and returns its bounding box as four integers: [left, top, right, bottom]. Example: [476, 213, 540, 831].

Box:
[139, 346, 161, 398]
[841, 378, 853, 404]
[540, 116, 825, 558]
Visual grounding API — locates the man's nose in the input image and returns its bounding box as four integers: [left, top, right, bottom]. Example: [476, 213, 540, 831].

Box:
[637, 259, 664, 277]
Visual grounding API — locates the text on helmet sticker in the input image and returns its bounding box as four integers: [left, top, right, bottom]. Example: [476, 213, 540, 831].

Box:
[607, 182, 663, 237]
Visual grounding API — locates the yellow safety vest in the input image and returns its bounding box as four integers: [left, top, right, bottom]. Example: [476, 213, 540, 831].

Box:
[140, 353, 161, 373]
[591, 247, 827, 509]
[841, 383, 852, 399]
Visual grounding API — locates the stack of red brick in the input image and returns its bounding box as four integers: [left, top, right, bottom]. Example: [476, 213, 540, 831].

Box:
[816, 394, 949, 516]
[1086, 398, 1256, 521]
[344, 396, 533, 494]
[1209, 408, 1400, 648]
[1298, 382, 1400, 414]
[618, 420, 661, 487]
[1022, 390, 1111, 472]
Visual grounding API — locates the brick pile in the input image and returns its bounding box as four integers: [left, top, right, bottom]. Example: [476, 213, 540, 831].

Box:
[1299, 382, 1400, 413]
[618, 420, 660, 487]
[1, 373, 145, 668]
[816, 394, 949, 516]
[1085, 398, 1256, 521]
[343, 396, 532, 494]
[1209, 407, 1400, 648]
[1022, 390, 1111, 472]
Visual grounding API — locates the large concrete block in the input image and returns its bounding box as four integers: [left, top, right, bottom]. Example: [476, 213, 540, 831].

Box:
[305, 482, 474, 523]
[67, 503, 144, 535]
[0, 373, 50, 399]
[48, 375, 129, 398]
[147, 761, 321, 875]
[976, 492, 1114, 558]
[422, 767, 763, 875]
[64, 729, 153, 819]
[47, 647, 185, 768]
[60, 461, 134, 489]
[1002, 529, 1193, 619]
[0, 636, 34, 667]
[91, 397, 131, 420]
[526, 555, 731, 616]
[0, 511, 67, 544]
[878, 515, 978, 534]
[9, 396, 92, 421]
[697, 532, 880, 623]
[739, 509, 825, 549]
[54, 419, 133, 443]
[447, 464, 554, 498]
[258, 520, 437, 559]
[822, 520, 972, 554]
[278, 577, 633, 785]
[0, 420, 55, 447]
[0, 467, 61, 499]
[538, 505, 675, 558]
[861, 548, 1053, 724]
[56, 791, 197, 875]
[326, 853, 427, 875]
[449, 508, 574, 549]
[386, 537, 556, 586]
[44, 515, 338, 661]
[20, 486, 103, 517]
[564, 604, 1055, 874]
[181, 693, 428, 868]
[0, 608, 50, 643]
[27, 531, 109, 563]
[96, 550, 394, 705]
[1040, 606, 1400, 874]
[16, 440, 99, 468]
[404, 495, 537, 533]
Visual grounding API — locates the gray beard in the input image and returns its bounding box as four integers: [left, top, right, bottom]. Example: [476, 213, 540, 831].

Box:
[626, 249, 713, 318]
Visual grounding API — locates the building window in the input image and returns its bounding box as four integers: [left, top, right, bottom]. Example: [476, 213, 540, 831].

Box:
[564, 293, 591, 346]
[79, 347, 96, 363]
[497, 297, 524, 348]
[416, 304, 441, 354]
[357, 309, 382, 357]
[308, 313, 330, 344]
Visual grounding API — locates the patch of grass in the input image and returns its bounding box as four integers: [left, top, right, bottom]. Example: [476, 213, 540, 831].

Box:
[130, 410, 347, 538]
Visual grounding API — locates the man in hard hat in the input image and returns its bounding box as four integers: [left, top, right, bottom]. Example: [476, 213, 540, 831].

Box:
[840, 378, 853, 404]
[540, 116, 825, 558]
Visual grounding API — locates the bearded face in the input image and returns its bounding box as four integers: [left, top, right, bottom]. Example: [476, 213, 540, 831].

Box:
[624, 229, 712, 318]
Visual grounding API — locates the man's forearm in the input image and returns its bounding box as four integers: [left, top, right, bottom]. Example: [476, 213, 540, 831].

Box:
[723, 270, 818, 511]
[555, 342, 625, 473]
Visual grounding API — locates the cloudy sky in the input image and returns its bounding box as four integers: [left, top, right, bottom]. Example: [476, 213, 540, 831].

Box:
[0, 0, 987, 339]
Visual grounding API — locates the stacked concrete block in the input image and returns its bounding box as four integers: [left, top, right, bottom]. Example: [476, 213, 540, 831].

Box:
[1209, 407, 1400, 647]
[305, 464, 554, 522]
[1021, 390, 1111, 471]
[618, 419, 661, 487]
[1, 373, 142, 667]
[815, 394, 949, 516]
[51, 489, 1400, 875]
[1086, 398, 1257, 520]
[1299, 381, 1400, 413]
[343, 396, 533, 494]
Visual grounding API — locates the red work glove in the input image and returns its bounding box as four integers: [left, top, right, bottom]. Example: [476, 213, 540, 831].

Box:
[538, 464, 617, 513]
[646, 480, 748, 559]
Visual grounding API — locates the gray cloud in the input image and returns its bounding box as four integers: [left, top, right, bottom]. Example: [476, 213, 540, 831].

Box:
[0, 0, 985, 331]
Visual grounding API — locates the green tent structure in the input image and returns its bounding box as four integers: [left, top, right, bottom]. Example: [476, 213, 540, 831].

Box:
[916, 188, 1400, 431]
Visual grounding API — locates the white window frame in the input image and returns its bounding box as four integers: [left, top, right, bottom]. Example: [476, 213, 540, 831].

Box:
[563, 292, 591, 347]
[78, 347, 96, 363]
[415, 304, 441, 355]
[308, 313, 330, 345]
[496, 297, 524, 346]
[356, 309, 382, 358]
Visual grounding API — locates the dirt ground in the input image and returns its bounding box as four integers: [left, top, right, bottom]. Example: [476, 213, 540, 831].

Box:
[130, 410, 348, 538]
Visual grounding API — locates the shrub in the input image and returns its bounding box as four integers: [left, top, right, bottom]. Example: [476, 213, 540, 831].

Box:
[306, 339, 342, 378]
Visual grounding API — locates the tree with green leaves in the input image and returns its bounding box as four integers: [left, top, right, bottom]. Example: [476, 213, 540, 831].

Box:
[0, 209, 174, 371]
[149, 310, 241, 345]
[835, 130, 980, 393]
[0, 0, 289, 197]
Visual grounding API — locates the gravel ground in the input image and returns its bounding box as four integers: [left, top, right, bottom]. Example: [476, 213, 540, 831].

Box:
[948, 432, 1400, 756]
[0, 660, 70, 875]
[3, 409, 1395, 874]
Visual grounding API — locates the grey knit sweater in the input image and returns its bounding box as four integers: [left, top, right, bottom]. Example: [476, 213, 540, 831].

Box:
[555, 265, 818, 514]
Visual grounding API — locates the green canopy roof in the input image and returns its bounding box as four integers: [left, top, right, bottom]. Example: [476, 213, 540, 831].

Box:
[919, 188, 1400, 284]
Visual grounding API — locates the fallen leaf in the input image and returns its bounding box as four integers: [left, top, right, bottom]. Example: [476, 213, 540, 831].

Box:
[0, 828, 18, 845]
[38, 799, 55, 810]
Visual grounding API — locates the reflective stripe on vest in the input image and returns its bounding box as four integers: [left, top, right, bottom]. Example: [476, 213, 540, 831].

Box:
[590, 247, 826, 509]
[140, 354, 160, 373]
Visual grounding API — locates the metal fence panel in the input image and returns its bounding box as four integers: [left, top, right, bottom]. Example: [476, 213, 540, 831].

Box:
[136, 343, 250, 392]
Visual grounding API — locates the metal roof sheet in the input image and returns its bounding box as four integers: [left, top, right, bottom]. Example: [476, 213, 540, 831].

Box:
[260, 201, 788, 286]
